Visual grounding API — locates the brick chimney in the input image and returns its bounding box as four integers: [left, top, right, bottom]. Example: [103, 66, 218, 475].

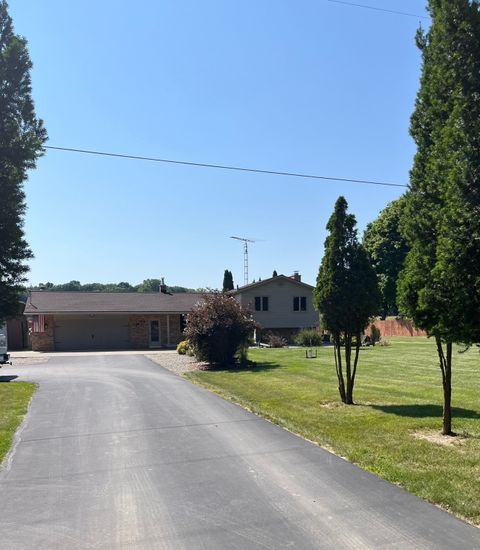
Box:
[291, 271, 301, 282]
[160, 277, 167, 294]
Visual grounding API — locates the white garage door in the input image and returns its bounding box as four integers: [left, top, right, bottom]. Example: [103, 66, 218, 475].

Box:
[54, 316, 130, 351]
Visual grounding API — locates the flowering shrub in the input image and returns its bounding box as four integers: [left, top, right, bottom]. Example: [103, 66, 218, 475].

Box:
[184, 293, 258, 367]
[176, 340, 190, 355]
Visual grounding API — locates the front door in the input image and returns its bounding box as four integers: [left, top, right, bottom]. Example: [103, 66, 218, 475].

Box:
[149, 319, 161, 348]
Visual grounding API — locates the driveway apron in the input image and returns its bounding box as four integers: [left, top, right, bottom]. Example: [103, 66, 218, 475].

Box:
[0, 355, 478, 549]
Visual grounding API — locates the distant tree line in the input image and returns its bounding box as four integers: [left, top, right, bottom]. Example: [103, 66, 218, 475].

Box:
[28, 279, 202, 293]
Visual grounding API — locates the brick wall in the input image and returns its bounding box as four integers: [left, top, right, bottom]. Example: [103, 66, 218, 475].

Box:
[168, 314, 183, 346]
[129, 315, 149, 348]
[369, 319, 426, 338]
[129, 314, 184, 349]
[31, 315, 55, 351]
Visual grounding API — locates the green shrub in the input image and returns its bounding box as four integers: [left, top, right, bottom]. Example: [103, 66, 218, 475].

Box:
[176, 340, 190, 355]
[184, 292, 258, 367]
[371, 324, 381, 346]
[294, 328, 323, 347]
[265, 333, 287, 348]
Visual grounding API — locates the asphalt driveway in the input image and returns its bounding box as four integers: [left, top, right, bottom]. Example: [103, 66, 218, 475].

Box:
[0, 355, 478, 549]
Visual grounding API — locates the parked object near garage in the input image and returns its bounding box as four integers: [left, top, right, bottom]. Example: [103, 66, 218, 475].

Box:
[0, 323, 11, 365]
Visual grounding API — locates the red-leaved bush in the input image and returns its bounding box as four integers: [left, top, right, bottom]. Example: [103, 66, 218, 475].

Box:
[184, 293, 257, 367]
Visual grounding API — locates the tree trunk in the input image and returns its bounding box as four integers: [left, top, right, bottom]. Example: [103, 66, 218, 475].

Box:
[350, 332, 361, 400]
[443, 342, 452, 436]
[435, 337, 453, 436]
[333, 334, 346, 403]
[344, 332, 354, 404]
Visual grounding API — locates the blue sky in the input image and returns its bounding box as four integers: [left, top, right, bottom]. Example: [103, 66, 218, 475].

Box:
[10, 0, 428, 289]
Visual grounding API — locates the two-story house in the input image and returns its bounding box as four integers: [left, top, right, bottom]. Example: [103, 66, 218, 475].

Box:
[231, 273, 319, 341]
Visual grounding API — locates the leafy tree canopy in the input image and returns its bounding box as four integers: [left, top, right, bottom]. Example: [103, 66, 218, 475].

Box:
[363, 196, 409, 318]
[0, 0, 47, 321]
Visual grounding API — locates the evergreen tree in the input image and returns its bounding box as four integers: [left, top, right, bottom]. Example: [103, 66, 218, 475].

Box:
[272, 270, 278, 277]
[363, 196, 409, 318]
[315, 197, 380, 404]
[222, 269, 234, 292]
[398, 0, 480, 435]
[0, 1, 47, 321]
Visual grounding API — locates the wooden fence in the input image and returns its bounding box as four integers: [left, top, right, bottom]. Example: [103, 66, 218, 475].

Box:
[368, 319, 426, 337]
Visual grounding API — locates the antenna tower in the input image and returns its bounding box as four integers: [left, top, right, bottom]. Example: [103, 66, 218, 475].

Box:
[230, 236, 256, 286]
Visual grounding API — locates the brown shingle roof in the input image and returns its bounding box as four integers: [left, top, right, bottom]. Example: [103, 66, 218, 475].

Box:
[24, 291, 205, 314]
[230, 274, 314, 294]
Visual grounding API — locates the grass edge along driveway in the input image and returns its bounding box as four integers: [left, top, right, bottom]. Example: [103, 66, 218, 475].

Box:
[0, 380, 36, 464]
[186, 337, 480, 526]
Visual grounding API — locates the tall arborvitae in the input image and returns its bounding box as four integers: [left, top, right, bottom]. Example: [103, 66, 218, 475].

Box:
[315, 197, 380, 404]
[0, 1, 47, 321]
[398, 0, 480, 435]
[222, 270, 234, 292]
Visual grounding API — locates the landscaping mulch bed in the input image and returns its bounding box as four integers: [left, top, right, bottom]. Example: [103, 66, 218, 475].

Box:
[147, 352, 205, 375]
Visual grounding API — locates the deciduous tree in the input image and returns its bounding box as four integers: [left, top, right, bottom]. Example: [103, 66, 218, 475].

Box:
[363, 197, 409, 318]
[0, 0, 47, 321]
[136, 279, 162, 292]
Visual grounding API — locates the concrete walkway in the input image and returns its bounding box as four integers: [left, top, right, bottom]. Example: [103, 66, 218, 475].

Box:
[9, 348, 179, 358]
[0, 355, 478, 549]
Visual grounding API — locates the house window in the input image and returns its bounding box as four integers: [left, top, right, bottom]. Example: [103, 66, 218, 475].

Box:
[293, 296, 307, 311]
[255, 296, 269, 311]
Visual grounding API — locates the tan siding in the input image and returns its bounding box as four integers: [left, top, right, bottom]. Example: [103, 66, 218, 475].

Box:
[237, 279, 319, 329]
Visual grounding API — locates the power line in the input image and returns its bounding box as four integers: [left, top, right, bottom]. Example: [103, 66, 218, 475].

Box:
[44, 145, 408, 189]
[326, 0, 429, 20]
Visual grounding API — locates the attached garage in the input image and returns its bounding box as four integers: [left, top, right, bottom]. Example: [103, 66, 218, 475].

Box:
[24, 291, 204, 351]
[54, 315, 130, 351]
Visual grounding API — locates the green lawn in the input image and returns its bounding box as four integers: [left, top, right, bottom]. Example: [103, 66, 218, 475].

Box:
[186, 337, 480, 525]
[0, 380, 36, 463]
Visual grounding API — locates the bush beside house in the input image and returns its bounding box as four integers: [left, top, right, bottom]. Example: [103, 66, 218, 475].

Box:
[184, 293, 257, 367]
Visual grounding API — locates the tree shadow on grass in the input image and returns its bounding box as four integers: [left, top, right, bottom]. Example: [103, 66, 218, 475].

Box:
[201, 361, 283, 373]
[0, 375, 18, 383]
[370, 403, 480, 419]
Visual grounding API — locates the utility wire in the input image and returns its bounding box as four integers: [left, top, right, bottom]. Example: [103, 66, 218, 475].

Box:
[44, 145, 407, 188]
[326, 0, 429, 20]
